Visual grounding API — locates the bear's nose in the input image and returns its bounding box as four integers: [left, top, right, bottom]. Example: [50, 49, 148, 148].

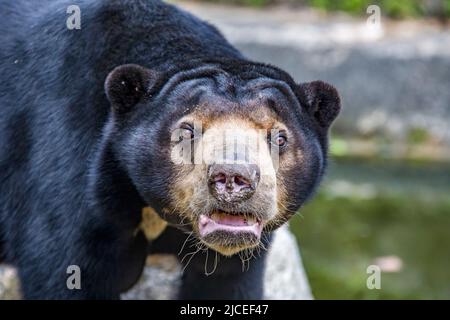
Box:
[207, 163, 260, 202]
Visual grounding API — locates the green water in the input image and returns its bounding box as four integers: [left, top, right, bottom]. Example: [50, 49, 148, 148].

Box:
[290, 159, 450, 299]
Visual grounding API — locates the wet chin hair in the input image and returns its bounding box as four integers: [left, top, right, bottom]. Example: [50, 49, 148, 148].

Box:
[202, 230, 260, 250]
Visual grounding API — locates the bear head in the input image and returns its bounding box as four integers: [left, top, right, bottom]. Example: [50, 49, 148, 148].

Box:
[104, 61, 340, 256]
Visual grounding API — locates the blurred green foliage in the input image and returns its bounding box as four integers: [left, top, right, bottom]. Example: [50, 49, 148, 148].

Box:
[289, 159, 450, 299]
[198, 0, 450, 18]
[198, 0, 271, 7]
[310, 0, 422, 18]
[237, 0, 271, 7]
[445, 0, 450, 16]
[407, 127, 430, 145]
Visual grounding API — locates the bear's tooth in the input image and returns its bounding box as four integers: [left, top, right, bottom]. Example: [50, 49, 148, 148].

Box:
[246, 216, 256, 225]
[211, 212, 220, 222]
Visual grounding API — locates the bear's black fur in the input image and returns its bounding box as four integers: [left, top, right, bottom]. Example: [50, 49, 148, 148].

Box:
[0, 0, 340, 299]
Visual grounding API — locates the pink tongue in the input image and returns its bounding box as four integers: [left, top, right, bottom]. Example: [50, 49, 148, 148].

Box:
[213, 214, 246, 226]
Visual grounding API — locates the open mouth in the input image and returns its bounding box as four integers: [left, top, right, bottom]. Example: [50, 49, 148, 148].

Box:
[198, 210, 263, 239]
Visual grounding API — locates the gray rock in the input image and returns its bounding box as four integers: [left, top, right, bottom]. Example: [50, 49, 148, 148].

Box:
[263, 225, 312, 299]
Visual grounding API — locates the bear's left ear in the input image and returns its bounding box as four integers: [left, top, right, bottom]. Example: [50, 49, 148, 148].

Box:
[105, 64, 158, 113]
[298, 81, 341, 129]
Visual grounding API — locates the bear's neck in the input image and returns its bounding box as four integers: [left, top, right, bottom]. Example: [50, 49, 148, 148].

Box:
[88, 141, 146, 232]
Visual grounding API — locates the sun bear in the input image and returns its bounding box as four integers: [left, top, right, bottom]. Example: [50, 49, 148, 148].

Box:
[0, 0, 340, 299]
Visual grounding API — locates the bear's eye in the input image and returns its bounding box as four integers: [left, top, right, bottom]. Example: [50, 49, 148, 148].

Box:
[270, 131, 288, 148]
[179, 123, 194, 140]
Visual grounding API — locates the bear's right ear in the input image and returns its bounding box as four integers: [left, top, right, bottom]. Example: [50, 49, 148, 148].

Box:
[104, 64, 158, 113]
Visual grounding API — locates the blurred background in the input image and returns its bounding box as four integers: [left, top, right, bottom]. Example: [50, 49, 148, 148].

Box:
[176, 0, 450, 299]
